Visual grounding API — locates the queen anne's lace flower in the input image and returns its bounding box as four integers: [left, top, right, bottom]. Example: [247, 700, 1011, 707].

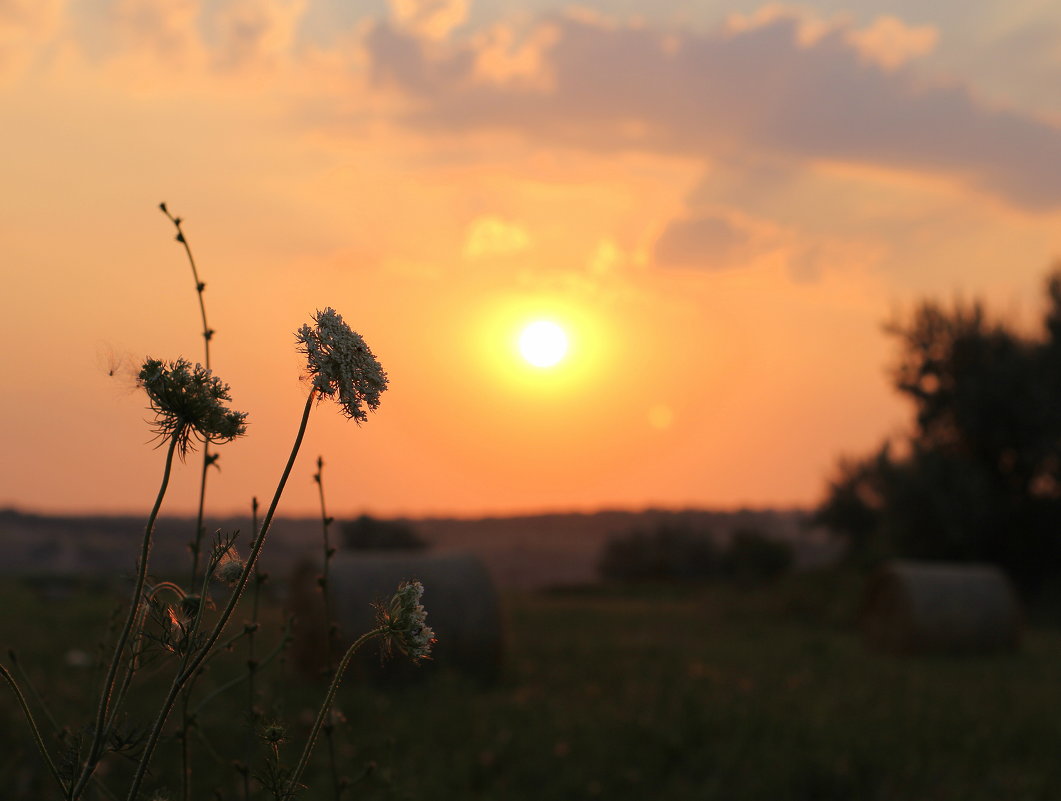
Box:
[296, 308, 388, 422]
[376, 581, 436, 662]
[138, 358, 248, 457]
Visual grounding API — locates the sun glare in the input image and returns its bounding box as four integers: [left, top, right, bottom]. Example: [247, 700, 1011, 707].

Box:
[519, 320, 569, 368]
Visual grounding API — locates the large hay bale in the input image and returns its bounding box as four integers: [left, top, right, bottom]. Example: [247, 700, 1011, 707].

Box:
[860, 560, 1021, 654]
[289, 551, 503, 682]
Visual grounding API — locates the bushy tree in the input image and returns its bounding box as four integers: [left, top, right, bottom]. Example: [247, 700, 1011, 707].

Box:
[816, 268, 1061, 591]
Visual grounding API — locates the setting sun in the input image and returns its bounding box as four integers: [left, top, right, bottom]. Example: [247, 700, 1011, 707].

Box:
[519, 320, 569, 368]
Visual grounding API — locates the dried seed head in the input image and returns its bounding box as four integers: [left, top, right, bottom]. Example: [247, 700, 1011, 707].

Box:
[295, 308, 388, 422]
[376, 580, 436, 662]
[260, 722, 287, 745]
[138, 358, 248, 458]
[215, 546, 244, 586]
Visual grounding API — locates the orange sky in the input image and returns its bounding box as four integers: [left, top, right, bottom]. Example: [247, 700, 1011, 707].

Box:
[3, 0, 1061, 517]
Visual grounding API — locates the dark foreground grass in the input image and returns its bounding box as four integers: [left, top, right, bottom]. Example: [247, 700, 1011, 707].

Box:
[3, 570, 1061, 800]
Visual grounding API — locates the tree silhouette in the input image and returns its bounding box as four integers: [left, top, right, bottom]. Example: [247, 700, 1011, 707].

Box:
[816, 268, 1061, 592]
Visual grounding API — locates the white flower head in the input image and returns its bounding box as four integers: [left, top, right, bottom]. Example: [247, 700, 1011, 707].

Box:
[376, 580, 436, 662]
[296, 308, 388, 423]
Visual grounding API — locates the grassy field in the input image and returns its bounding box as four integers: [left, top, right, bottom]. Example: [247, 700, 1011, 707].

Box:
[3, 570, 1061, 800]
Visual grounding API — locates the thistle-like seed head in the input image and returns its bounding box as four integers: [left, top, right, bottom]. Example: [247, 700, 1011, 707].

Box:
[215, 547, 244, 586]
[376, 580, 436, 662]
[138, 357, 248, 458]
[295, 308, 388, 423]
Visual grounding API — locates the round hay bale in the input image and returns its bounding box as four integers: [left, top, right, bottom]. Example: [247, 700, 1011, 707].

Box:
[860, 560, 1021, 654]
[289, 551, 504, 682]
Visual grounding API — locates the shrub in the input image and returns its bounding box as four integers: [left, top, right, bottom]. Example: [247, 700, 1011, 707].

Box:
[341, 514, 427, 550]
[599, 525, 721, 581]
[721, 528, 794, 584]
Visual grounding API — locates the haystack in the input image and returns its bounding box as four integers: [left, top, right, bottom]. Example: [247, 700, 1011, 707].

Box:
[860, 560, 1021, 654]
[289, 551, 503, 682]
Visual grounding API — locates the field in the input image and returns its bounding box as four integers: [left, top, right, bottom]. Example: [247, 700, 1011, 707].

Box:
[3, 570, 1061, 800]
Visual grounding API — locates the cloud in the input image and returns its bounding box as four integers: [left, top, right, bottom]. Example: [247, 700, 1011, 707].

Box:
[210, 0, 308, 71]
[654, 214, 762, 271]
[110, 0, 201, 62]
[844, 15, 938, 71]
[464, 215, 531, 258]
[0, 0, 63, 77]
[364, 8, 1061, 211]
[388, 0, 468, 42]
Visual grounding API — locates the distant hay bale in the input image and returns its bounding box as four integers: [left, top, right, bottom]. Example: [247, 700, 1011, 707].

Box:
[289, 551, 503, 682]
[860, 560, 1022, 654]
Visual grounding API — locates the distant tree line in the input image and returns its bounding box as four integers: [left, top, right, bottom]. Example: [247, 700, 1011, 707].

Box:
[815, 268, 1061, 594]
[599, 524, 792, 584]
[341, 515, 427, 551]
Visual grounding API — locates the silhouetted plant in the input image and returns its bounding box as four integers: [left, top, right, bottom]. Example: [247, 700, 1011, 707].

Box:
[0, 228, 435, 800]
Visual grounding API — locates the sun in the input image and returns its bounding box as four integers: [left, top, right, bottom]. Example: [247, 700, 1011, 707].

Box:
[518, 320, 569, 368]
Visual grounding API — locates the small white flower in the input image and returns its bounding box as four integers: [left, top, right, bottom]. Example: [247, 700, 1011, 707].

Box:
[295, 308, 388, 423]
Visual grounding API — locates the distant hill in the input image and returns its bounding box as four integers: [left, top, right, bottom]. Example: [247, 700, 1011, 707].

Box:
[0, 507, 838, 590]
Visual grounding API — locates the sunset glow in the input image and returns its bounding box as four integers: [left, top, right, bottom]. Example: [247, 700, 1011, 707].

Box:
[1, 0, 1059, 518]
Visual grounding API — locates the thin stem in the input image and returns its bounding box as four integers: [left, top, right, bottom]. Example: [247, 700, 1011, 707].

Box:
[190, 453, 210, 586]
[69, 433, 181, 801]
[313, 457, 341, 800]
[178, 536, 231, 801]
[281, 629, 385, 801]
[126, 392, 317, 801]
[244, 495, 262, 801]
[7, 650, 61, 737]
[192, 623, 292, 718]
[160, 203, 212, 369]
[0, 663, 68, 795]
[313, 456, 336, 670]
[248, 494, 262, 686]
[162, 203, 215, 801]
[106, 593, 157, 734]
[107, 578, 188, 734]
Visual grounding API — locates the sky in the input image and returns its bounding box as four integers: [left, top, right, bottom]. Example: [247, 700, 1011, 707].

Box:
[3, 0, 1061, 518]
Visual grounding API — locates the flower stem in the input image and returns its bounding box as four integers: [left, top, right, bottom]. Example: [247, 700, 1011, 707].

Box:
[313, 456, 341, 799]
[159, 204, 215, 589]
[314, 456, 337, 668]
[7, 649, 61, 737]
[189, 452, 210, 586]
[243, 495, 262, 801]
[160, 203, 212, 369]
[125, 392, 316, 801]
[0, 662, 68, 796]
[191, 621, 292, 718]
[281, 628, 385, 800]
[68, 433, 181, 801]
